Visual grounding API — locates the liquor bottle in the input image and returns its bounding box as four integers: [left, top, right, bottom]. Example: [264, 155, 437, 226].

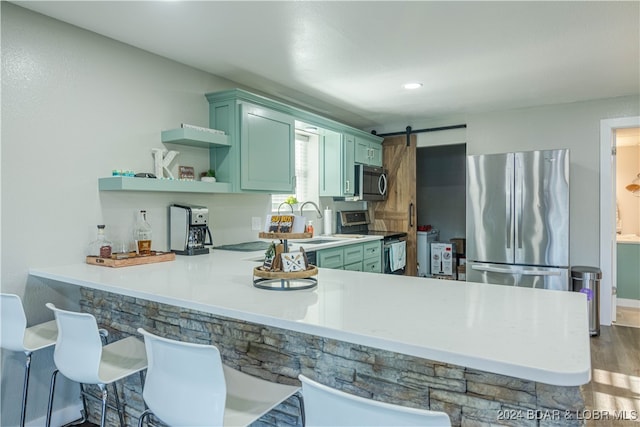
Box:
[88, 225, 112, 258]
[134, 210, 152, 255]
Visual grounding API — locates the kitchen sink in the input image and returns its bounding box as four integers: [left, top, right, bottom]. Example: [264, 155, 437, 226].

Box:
[297, 239, 340, 245]
[214, 241, 271, 252]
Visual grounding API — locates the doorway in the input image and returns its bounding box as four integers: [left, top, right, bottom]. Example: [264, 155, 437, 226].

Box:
[416, 144, 467, 242]
[599, 117, 640, 326]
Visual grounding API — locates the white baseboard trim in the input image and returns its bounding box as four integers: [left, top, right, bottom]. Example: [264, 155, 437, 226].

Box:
[27, 402, 83, 427]
[617, 298, 640, 309]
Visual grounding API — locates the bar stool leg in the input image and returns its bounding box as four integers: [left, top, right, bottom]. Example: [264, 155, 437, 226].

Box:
[19, 351, 33, 427]
[45, 370, 59, 427]
[112, 382, 126, 427]
[293, 391, 305, 427]
[137, 409, 152, 427]
[99, 386, 108, 427]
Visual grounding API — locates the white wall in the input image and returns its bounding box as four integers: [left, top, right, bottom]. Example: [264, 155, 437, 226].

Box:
[1, 4, 270, 425]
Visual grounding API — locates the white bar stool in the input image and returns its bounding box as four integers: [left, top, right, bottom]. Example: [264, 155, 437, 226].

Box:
[1, 293, 58, 427]
[44, 303, 147, 427]
[137, 327, 304, 427]
[299, 374, 451, 426]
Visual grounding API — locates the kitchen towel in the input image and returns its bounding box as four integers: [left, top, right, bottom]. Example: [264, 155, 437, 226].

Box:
[389, 241, 406, 272]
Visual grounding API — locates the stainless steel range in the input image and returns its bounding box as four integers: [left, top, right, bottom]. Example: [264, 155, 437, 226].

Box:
[336, 210, 407, 274]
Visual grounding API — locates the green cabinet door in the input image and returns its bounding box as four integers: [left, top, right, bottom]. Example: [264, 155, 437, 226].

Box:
[317, 247, 344, 269]
[617, 243, 640, 300]
[344, 244, 364, 265]
[343, 134, 356, 196]
[354, 137, 371, 164]
[368, 142, 383, 167]
[319, 131, 356, 197]
[319, 131, 343, 197]
[362, 241, 382, 273]
[354, 136, 383, 167]
[240, 103, 295, 192]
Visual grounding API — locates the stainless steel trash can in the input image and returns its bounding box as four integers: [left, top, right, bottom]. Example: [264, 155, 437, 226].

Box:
[571, 266, 602, 336]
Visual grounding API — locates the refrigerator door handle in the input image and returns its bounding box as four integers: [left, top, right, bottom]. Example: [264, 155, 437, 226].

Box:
[520, 269, 561, 277]
[516, 154, 524, 249]
[471, 264, 561, 277]
[506, 158, 513, 249]
[471, 264, 515, 274]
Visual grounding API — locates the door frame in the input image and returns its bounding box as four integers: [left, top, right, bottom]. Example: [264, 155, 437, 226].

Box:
[599, 116, 640, 325]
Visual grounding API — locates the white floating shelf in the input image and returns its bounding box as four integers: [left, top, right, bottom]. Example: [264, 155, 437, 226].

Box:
[161, 127, 230, 149]
[99, 177, 232, 193]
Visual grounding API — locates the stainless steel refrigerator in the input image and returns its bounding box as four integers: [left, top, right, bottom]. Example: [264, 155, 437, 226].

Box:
[466, 149, 570, 290]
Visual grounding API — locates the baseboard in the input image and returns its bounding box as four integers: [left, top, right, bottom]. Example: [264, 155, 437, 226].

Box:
[617, 298, 640, 309]
[27, 402, 83, 427]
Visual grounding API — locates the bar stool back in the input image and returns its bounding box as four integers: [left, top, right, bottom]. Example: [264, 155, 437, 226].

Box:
[45, 303, 147, 427]
[137, 328, 304, 427]
[299, 374, 451, 426]
[0, 293, 58, 427]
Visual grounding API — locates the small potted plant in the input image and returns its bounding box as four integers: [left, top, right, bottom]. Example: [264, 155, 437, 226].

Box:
[201, 169, 216, 183]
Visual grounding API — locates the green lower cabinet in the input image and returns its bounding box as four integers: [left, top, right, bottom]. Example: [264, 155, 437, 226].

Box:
[344, 262, 363, 272]
[317, 241, 382, 273]
[344, 245, 364, 265]
[317, 247, 344, 269]
[362, 241, 382, 273]
[617, 243, 640, 300]
[363, 258, 381, 273]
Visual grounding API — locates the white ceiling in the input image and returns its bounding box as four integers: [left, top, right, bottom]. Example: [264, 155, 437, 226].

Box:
[13, 1, 640, 132]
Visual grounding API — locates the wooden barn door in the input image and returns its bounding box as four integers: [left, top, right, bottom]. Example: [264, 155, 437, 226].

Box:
[370, 134, 417, 275]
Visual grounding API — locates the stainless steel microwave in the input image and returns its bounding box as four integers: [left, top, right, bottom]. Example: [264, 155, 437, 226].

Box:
[354, 165, 388, 201]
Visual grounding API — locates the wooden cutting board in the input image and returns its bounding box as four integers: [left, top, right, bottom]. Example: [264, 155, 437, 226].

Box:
[86, 251, 175, 268]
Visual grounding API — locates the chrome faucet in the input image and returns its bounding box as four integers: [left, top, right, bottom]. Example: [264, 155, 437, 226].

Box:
[300, 201, 323, 218]
[277, 202, 294, 215]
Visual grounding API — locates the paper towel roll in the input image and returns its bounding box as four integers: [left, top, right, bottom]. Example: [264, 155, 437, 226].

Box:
[323, 207, 333, 235]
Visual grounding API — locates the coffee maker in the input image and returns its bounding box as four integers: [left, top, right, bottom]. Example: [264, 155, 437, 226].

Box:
[169, 204, 213, 255]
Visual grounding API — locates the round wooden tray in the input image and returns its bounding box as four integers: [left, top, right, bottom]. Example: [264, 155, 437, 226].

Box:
[253, 265, 318, 291]
[253, 265, 317, 279]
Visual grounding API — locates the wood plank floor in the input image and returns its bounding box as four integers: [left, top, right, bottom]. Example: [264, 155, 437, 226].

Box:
[583, 324, 640, 426]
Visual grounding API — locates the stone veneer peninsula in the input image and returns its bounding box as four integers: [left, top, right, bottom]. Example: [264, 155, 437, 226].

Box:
[30, 242, 590, 427]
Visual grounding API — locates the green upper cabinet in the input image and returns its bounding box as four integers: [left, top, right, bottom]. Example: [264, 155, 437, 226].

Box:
[355, 135, 383, 167]
[205, 88, 382, 193]
[319, 131, 355, 197]
[206, 90, 295, 193]
[240, 103, 295, 192]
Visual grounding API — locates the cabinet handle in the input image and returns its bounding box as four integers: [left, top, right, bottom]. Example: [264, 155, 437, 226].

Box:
[345, 180, 350, 192]
[409, 203, 414, 228]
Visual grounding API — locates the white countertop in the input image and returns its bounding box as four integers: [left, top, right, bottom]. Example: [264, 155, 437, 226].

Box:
[617, 234, 640, 244]
[29, 241, 591, 387]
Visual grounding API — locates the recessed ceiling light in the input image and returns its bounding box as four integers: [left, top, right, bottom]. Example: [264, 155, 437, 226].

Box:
[403, 82, 423, 90]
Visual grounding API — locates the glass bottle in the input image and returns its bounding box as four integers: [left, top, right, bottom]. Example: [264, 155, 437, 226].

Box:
[134, 210, 152, 255]
[306, 220, 314, 236]
[88, 225, 112, 258]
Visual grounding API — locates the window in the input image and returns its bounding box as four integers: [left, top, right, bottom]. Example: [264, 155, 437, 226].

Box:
[271, 132, 319, 212]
